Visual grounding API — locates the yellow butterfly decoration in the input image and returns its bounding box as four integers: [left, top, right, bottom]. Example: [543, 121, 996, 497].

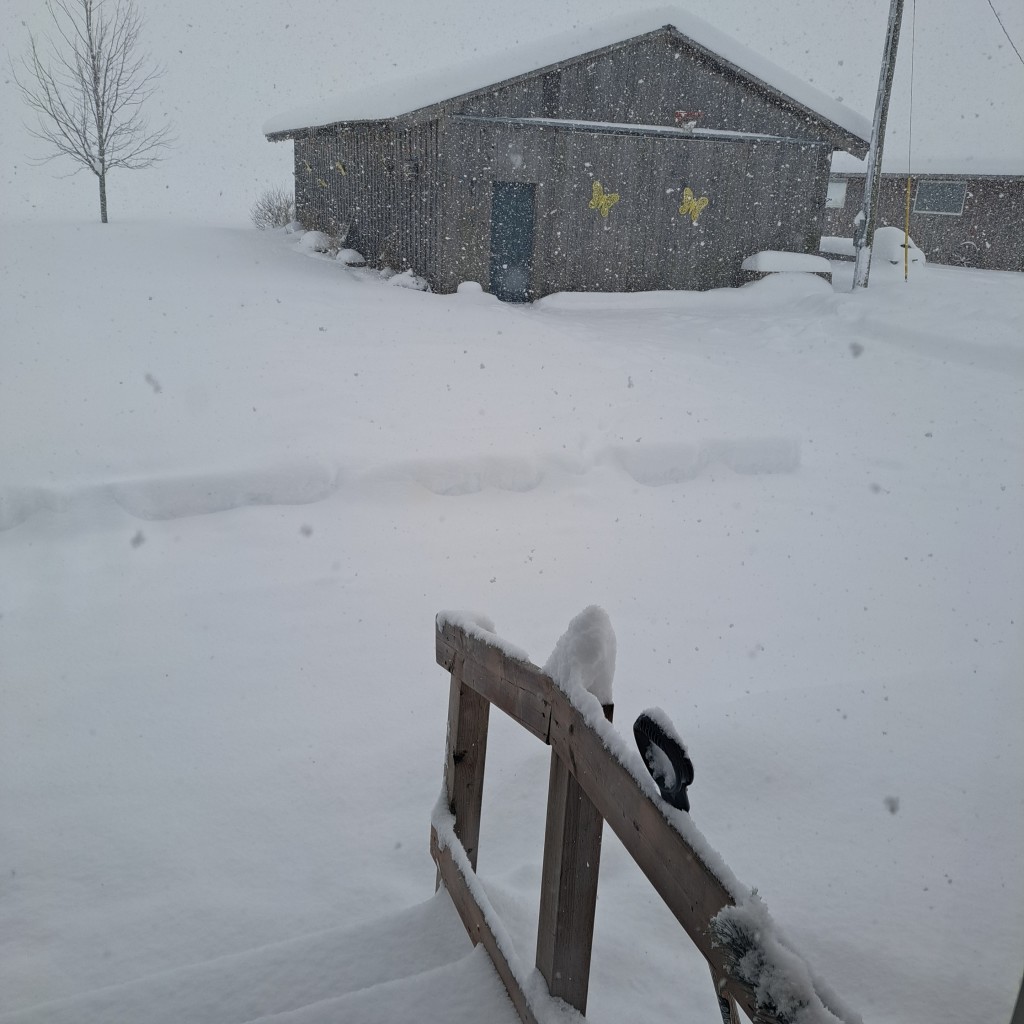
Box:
[679, 186, 709, 223]
[334, 161, 347, 175]
[588, 181, 620, 218]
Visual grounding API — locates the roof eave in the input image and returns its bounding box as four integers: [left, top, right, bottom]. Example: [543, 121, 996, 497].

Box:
[265, 118, 393, 142]
[659, 26, 869, 157]
[264, 23, 870, 155]
[263, 27, 672, 139]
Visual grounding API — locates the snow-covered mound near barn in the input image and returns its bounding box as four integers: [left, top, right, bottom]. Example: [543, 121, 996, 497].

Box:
[1, 221, 1022, 1024]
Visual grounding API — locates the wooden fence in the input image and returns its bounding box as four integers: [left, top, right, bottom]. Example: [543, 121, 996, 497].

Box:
[430, 614, 853, 1024]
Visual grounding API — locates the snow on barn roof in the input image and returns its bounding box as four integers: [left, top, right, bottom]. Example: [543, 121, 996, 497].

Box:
[831, 150, 1024, 178]
[263, 6, 871, 143]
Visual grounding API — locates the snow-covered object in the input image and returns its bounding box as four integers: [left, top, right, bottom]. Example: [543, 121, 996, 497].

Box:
[432, 793, 586, 1024]
[741, 251, 832, 274]
[712, 892, 863, 1024]
[436, 611, 533, 665]
[263, 7, 869, 143]
[456, 281, 502, 304]
[871, 227, 925, 270]
[336, 248, 365, 266]
[819, 236, 855, 258]
[543, 605, 616, 705]
[388, 269, 430, 291]
[297, 230, 332, 253]
[284, 220, 304, 234]
[831, 151, 1024, 177]
[637, 705, 690, 786]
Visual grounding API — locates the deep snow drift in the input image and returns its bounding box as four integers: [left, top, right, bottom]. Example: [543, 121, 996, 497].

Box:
[1, 222, 1022, 1024]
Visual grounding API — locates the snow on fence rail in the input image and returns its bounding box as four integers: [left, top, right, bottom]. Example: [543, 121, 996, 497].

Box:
[431, 612, 863, 1024]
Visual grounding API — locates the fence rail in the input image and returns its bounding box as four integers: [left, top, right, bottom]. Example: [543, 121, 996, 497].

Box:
[431, 614, 853, 1023]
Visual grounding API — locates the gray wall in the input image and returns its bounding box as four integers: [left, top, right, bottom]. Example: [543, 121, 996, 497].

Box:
[824, 173, 1024, 272]
[438, 120, 831, 294]
[452, 34, 851, 150]
[295, 121, 442, 272]
[290, 30, 844, 295]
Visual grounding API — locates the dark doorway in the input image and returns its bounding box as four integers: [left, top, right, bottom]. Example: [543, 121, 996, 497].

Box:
[489, 181, 536, 302]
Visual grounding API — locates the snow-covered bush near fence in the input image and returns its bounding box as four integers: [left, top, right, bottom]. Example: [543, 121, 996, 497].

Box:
[250, 187, 294, 231]
[388, 268, 430, 291]
[297, 229, 333, 253]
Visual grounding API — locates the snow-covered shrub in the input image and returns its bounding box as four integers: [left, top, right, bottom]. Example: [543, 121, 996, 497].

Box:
[336, 248, 366, 266]
[297, 230, 332, 253]
[250, 187, 294, 230]
[388, 269, 429, 291]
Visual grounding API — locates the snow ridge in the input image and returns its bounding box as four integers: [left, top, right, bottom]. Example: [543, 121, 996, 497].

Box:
[0, 439, 801, 531]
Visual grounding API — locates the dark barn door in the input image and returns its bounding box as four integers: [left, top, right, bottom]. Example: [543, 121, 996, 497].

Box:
[489, 182, 535, 302]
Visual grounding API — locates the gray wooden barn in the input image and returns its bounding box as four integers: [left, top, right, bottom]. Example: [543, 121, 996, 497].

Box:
[823, 158, 1024, 273]
[265, 14, 870, 300]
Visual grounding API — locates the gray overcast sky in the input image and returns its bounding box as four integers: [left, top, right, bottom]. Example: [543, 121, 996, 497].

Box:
[2, 0, 1021, 223]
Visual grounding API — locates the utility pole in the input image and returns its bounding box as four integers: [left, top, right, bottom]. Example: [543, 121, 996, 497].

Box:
[853, 0, 906, 289]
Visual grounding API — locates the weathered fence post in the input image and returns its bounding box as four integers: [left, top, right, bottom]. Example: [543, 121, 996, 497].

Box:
[432, 616, 858, 1024]
[535, 702, 613, 1013]
[442, 653, 490, 873]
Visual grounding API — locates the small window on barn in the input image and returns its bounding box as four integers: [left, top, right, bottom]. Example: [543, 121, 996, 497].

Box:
[825, 181, 847, 209]
[914, 180, 966, 215]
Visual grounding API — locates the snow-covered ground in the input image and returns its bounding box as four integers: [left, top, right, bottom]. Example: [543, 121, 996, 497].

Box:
[1, 222, 1022, 1024]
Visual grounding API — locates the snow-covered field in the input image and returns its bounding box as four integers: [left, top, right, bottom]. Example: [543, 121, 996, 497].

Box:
[1, 222, 1022, 1024]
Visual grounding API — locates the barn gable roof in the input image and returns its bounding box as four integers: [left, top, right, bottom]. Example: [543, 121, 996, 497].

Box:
[264, 8, 870, 154]
[831, 150, 1024, 178]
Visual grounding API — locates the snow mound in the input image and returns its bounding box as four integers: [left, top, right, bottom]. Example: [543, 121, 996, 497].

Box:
[543, 605, 616, 704]
[0, 463, 339, 529]
[388, 269, 430, 291]
[871, 227, 926, 278]
[0, 893, 510, 1024]
[436, 611, 533, 664]
[742, 251, 832, 274]
[819, 236, 855, 258]
[0, 440, 802, 530]
[611, 438, 800, 486]
[399, 456, 545, 497]
[336, 248, 366, 266]
[297, 231, 332, 253]
[455, 282, 502, 305]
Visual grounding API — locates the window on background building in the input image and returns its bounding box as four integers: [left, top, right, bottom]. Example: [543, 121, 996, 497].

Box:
[914, 180, 967, 215]
[825, 180, 847, 209]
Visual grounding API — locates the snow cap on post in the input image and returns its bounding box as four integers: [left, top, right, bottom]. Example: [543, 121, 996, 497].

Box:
[543, 605, 616, 705]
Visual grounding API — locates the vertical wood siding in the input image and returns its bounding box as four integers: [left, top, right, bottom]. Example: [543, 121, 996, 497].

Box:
[295, 121, 442, 275]
[455, 36, 848, 149]
[439, 120, 829, 294]
[291, 31, 846, 296]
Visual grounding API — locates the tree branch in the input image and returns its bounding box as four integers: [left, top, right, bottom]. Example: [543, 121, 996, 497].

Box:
[9, 0, 174, 217]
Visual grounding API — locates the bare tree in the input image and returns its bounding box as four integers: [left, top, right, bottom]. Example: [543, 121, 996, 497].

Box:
[12, 0, 174, 223]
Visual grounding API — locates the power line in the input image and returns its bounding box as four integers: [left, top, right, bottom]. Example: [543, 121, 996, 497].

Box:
[984, 0, 1024, 66]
